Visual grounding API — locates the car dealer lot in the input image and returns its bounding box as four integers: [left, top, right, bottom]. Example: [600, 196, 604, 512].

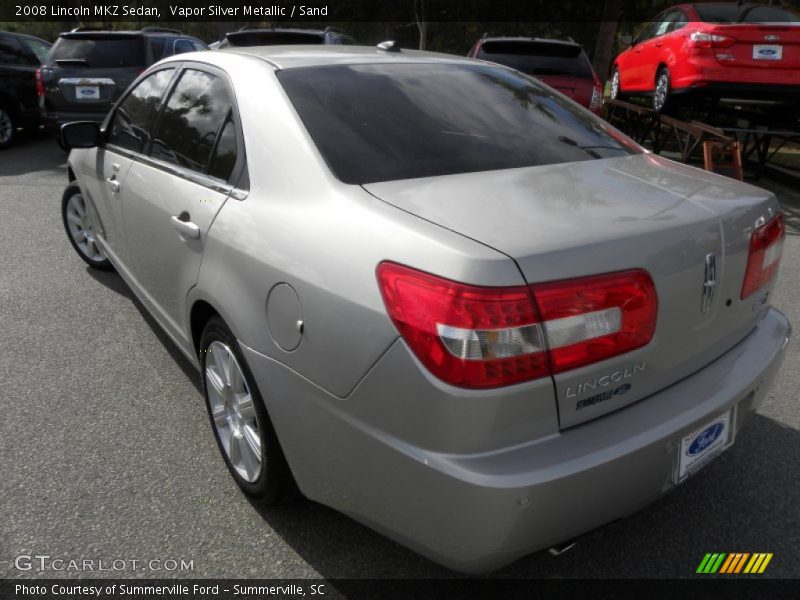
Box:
[1, 133, 799, 579]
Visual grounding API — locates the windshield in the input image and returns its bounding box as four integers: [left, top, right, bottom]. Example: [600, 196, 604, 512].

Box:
[50, 37, 145, 68]
[278, 63, 638, 185]
[476, 41, 593, 78]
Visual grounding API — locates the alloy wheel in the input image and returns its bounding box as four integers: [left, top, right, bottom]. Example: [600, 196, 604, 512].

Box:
[65, 193, 107, 262]
[205, 341, 263, 483]
[610, 70, 620, 100]
[654, 71, 669, 112]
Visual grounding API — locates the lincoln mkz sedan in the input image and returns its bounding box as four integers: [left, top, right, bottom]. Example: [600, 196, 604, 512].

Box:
[60, 45, 790, 573]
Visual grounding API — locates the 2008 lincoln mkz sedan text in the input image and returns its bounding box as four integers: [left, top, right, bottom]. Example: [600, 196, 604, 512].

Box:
[59, 45, 791, 573]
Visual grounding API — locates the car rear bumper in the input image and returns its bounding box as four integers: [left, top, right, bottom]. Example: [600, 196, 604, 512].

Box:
[672, 81, 800, 103]
[239, 306, 790, 573]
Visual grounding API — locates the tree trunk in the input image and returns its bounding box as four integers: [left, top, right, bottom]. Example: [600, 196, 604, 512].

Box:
[414, 0, 427, 50]
[592, 0, 624, 82]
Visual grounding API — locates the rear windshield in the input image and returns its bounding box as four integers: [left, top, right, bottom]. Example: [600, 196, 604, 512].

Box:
[476, 41, 593, 78]
[278, 63, 638, 185]
[695, 4, 800, 23]
[50, 37, 145, 68]
[225, 31, 324, 46]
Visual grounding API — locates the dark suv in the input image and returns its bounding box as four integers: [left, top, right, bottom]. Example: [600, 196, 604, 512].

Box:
[0, 31, 51, 149]
[213, 27, 356, 49]
[39, 27, 207, 136]
[468, 37, 604, 115]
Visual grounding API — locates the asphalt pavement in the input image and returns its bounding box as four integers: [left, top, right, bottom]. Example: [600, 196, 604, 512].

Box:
[1, 132, 798, 580]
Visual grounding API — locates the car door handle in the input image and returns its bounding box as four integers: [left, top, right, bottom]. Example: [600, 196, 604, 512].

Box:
[106, 177, 120, 193]
[171, 215, 201, 240]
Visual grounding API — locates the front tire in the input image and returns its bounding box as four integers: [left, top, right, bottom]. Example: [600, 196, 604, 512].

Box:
[200, 316, 296, 505]
[609, 67, 623, 100]
[0, 103, 18, 150]
[62, 183, 113, 270]
[653, 67, 671, 113]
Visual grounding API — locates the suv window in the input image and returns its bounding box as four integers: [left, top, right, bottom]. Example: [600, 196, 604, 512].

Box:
[278, 63, 638, 185]
[0, 35, 29, 65]
[107, 68, 175, 153]
[22, 38, 50, 63]
[477, 41, 592, 79]
[50, 37, 145, 68]
[149, 38, 167, 62]
[173, 39, 194, 55]
[149, 69, 233, 174]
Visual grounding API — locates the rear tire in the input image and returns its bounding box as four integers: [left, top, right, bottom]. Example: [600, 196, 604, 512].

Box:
[62, 182, 113, 270]
[200, 316, 297, 505]
[0, 103, 18, 150]
[653, 67, 671, 113]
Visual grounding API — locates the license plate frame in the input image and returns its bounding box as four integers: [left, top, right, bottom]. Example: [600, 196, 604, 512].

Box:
[753, 44, 783, 61]
[75, 85, 100, 100]
[674, 407, 735, 484]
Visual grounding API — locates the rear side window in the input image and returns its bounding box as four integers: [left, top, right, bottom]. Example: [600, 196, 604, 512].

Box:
[107, 68, 175, 153]
[207, 118, 238, 181]
[695, 5, 799, 23]
[477, 41, 592, 79]
[50, 37, 145, 68]
[0, 35, 29, 65]
[278, 64, 638, 185]
[173, 39, 194, 55]
[148, 38, 167, 62]
[149, 69, 233, 174]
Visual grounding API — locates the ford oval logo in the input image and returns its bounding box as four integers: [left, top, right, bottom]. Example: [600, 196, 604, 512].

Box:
[79, 89, 95, 96]
[687, 423, 725, 456]
[759, 49, 777, 56]
[765, 35, 780, 41]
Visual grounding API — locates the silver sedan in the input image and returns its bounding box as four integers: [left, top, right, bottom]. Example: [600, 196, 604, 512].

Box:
[60, 45, 790, 573]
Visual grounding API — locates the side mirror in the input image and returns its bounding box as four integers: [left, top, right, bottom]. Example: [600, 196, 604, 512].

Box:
[61, 121, 101, 150]
[619, 34, 633, 47]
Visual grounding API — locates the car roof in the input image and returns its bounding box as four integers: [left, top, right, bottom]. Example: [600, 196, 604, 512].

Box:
[60, 29, 195, 39]
[217, 44, 477, 70]
[0, 30, 51, 43]
[479, 37, 582, 48]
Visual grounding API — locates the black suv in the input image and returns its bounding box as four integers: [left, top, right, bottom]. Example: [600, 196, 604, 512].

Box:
[213, 27, 356, 49]
[0, 31, 51, 149]
[39, 27, 207, 136]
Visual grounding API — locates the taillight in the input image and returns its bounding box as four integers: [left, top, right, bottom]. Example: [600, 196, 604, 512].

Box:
[35, 68, 45, 97]
[377, 263, 657, 388]
[689, 31, 736, 48]
[590, 85, 604, 111]
[532, 270, 657, 373]
[376, 262, 549, 388]
[741, 214, 784, 300]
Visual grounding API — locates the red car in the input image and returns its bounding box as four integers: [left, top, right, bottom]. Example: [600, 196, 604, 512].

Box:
[468, 37, 605, 115]
[610, 2, 800, 112]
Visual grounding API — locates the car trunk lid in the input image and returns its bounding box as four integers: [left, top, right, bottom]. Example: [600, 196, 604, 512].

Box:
[364, 154, 782, 428]
[708, 24, 800, 68]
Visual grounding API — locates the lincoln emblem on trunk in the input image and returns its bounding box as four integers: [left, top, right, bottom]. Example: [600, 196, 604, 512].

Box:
[702, 252, 717, 313]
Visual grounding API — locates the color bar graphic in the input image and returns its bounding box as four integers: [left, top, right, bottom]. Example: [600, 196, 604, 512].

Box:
[697, 552, 772, 574]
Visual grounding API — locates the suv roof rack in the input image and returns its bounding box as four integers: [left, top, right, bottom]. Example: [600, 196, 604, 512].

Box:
[70, 27, 108, 33]
[141, 27, 182, 34]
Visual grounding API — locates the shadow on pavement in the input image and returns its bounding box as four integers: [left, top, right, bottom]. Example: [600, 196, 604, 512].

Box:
[0, 132, 67, 179]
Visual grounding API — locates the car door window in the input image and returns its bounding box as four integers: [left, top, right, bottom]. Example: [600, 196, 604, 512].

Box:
[670, 10, 689, 32]
[107, 68, 176, 153]
[207, 116, 238, 181]
[21, 38, 50, 64]
[654, 11, 678, 37]
[634, 19, 659, 44]
[0, 35, 27, 65]
[149, 69, 233, 174]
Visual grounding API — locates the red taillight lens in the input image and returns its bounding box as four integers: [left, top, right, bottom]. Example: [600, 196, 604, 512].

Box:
[377, 263, 657, 388]
[531, 270, 657, 373]
[35, 68, 45, 97]
[741, 214, 785, 300]
[689, 31, 736, 48]
[377, 262, 549, 388]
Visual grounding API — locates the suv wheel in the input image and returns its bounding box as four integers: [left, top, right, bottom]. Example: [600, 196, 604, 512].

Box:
[0, 104, 18, 150]
[653, 68, 670, 113]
